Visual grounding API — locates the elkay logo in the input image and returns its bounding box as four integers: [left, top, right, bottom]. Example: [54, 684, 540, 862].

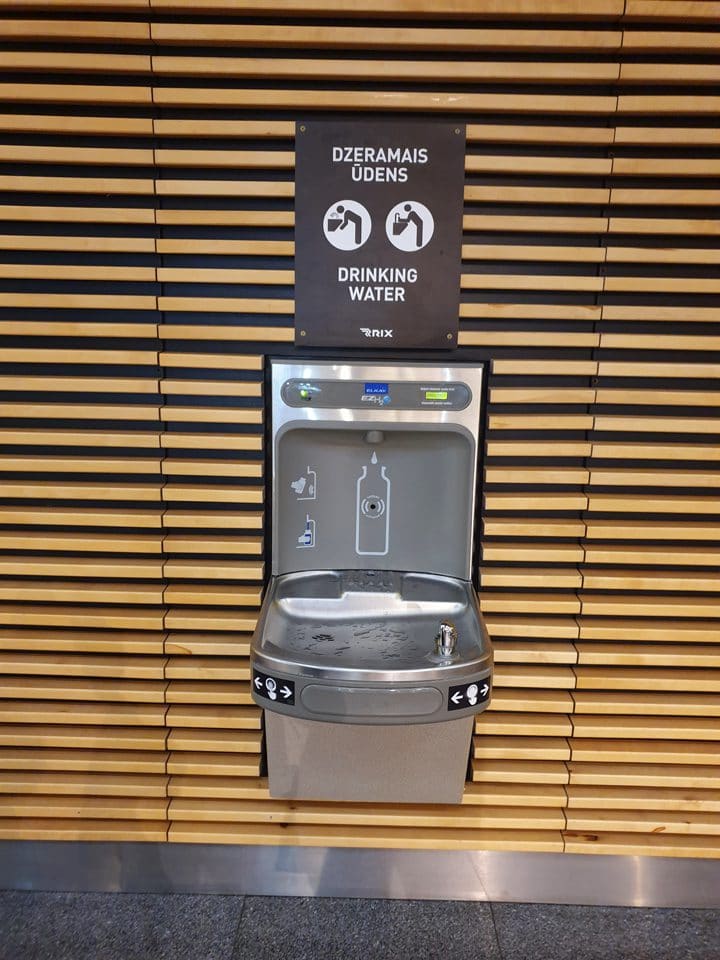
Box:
[360, 328, 393, 339]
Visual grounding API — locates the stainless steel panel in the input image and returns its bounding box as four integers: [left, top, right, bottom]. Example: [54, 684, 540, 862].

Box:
[2, 842, 720, 907]
[270, 361, 484, 579]
[265, 711, 474, 802]
[275, 425, 474, 577]
[300, 683, 444, 718]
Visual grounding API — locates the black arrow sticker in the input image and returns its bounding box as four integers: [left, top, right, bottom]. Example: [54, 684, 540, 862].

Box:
[448, 678, 491, 712]
[253, 668, 295, 706]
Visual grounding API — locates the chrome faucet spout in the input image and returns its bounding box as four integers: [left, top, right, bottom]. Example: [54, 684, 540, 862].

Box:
[436, 620, 458, 657]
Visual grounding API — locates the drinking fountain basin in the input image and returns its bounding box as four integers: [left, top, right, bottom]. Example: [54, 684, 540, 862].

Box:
[251, 570, 492, 724]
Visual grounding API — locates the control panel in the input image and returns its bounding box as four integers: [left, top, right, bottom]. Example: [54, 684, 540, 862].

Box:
[281, 378, 471, 411]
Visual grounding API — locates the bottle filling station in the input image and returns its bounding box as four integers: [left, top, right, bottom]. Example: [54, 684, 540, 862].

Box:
[251, 361, 492, 803]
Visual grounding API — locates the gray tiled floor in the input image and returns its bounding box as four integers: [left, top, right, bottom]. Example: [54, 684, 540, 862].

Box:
[233, 896, 501, 960]
[491, 902, 720, 960]
[0, 891, 241, 960]
[1, 891, 718, 960]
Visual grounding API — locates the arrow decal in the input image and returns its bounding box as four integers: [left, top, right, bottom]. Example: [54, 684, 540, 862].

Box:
[448, 677, 492, 712]
[252, 669, 295, 707]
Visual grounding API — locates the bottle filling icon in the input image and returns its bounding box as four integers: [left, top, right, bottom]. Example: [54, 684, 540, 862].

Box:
[297, 515, 316, 549]
[355, 451, 390, 556]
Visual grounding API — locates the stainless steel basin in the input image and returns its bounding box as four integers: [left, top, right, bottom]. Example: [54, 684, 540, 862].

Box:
[252, 569, 492, 687]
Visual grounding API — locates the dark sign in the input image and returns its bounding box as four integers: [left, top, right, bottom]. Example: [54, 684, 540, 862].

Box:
[294, 121, 466, 349]
[448, 678, 491, 712]
[252, 668, 295, 706]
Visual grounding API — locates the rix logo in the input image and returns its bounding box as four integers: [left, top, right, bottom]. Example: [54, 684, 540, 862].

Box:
[360, 328, 394, 339]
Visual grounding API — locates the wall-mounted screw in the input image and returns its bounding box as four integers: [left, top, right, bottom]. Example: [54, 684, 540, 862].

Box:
[446, 333, 453, 340]
[299, 125, 306, 132]
[455, 128, 461, 134]
[300, 330, 307, 337]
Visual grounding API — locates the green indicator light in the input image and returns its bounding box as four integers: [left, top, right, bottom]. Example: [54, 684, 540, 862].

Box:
[300, 388, 311, 400]
[425, 390, 448, 400]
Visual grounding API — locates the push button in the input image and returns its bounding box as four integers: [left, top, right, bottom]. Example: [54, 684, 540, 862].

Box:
[301, 684, 443, 719]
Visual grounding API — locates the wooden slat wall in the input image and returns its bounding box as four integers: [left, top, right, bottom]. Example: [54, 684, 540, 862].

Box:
[0, 0, 718, 857]
[0, 3, 166, 843]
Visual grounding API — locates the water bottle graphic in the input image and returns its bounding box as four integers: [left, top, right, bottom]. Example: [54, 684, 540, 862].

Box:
[355, 451, 390, 556]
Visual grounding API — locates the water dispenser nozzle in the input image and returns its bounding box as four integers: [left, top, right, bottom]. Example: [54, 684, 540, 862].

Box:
[435, 621, 458, 658]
